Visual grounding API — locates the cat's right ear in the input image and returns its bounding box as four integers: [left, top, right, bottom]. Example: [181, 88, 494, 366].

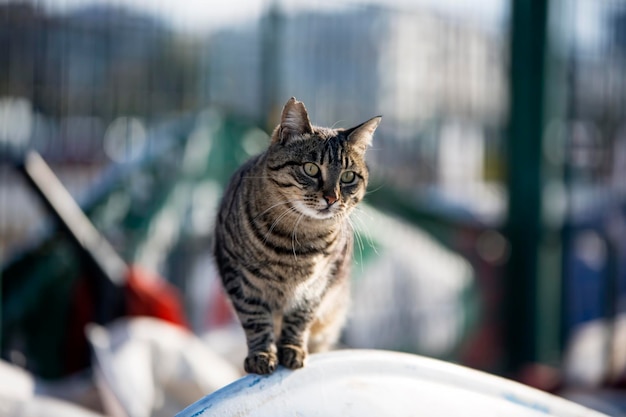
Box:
[272, 97, 313, 144]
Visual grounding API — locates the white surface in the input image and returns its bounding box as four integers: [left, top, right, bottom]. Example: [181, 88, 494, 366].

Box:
[0, 360, 104, 417]
[87, 317, 241, 417]
[176, 350, 608, 417]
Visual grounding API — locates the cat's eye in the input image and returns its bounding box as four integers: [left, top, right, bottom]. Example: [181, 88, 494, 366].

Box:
[340, 171, 356, 183]
[303, 162, 320, 177]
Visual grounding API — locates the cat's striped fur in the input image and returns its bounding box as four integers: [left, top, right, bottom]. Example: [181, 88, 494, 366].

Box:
[214, 98, 381, 374]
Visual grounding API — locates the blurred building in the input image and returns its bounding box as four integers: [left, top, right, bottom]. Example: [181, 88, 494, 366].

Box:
[204, 5, 507, 189]
[206, 6, 506, 123]
[0, 3, 202, 163]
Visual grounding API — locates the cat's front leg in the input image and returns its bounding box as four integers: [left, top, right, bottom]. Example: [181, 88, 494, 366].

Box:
[277, 307, 316, 369]
[234, 303, 279, 374]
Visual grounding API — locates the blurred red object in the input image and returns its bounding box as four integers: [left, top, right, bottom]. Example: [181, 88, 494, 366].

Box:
[125, 265, 188, 327]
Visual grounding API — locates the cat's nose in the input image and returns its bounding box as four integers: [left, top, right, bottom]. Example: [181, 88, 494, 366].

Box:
[324, 194, 338, 206]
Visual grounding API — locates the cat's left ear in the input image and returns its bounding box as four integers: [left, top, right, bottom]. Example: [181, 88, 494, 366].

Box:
[346, 116, 382, 155]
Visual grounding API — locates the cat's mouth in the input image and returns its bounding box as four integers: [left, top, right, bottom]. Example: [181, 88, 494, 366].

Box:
[317, 207, 336, 218]
[293, 201, 338, 220]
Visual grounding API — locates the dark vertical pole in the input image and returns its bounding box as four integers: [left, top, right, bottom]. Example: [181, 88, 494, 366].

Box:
[505, 0, 549, 373]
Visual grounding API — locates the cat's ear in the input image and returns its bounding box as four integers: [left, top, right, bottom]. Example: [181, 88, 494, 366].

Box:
[273, 97, 313, 144]
[346, 116, 382, 155]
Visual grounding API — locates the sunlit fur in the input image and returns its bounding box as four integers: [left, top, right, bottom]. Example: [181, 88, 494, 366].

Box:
[214, 98, 381, 374]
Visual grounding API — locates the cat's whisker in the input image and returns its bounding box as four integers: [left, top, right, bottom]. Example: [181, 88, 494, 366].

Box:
[291, 212, 305, 260]
[330, 119, 346, 129]
[251, 199, 299, 224]
[264, 206, 299, 245]
[354, 205, 374, 218]
[345, 215, 365, 271]
[351, 208, 378, 254]
[364, 182, 386, 195]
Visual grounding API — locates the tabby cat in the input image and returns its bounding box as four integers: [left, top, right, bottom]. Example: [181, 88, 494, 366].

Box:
[214, 97, 381, 374]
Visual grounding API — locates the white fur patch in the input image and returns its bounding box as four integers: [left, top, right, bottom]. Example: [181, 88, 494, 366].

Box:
[293, 200, 336, 220]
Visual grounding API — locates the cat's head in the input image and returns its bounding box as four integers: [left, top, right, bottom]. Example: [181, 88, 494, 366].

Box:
[265, 97, 381, 221]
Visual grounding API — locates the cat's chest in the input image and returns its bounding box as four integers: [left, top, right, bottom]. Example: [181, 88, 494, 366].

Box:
[282, 254, 332, 309]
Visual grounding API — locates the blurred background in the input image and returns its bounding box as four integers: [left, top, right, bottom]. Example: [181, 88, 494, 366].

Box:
[1, 0, 626, 415]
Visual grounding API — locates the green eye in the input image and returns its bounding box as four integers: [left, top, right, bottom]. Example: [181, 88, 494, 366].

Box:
[303, 162, 320, 177]
[340, 171, 356, 183]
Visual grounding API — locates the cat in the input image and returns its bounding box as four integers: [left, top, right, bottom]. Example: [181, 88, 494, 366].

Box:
[213, 97, 381, 374]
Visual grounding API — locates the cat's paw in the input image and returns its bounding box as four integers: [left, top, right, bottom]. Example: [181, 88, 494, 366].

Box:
[244, 351, 278, 375]
[278, 344, 307, 369]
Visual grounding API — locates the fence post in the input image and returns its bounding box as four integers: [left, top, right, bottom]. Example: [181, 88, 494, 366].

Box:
[505, 0, 549, 373]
